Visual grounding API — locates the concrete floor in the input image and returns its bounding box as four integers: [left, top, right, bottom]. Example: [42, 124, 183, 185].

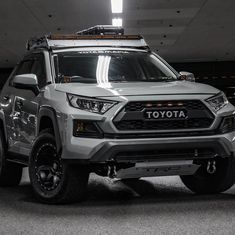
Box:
[0, 169, 235, 235]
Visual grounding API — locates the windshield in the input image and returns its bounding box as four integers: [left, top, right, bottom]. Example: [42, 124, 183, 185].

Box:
[53, 50, 177, 84]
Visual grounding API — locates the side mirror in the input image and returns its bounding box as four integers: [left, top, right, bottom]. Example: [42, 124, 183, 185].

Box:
[178, 71, 195, 82]
[12, 74, 40, 95]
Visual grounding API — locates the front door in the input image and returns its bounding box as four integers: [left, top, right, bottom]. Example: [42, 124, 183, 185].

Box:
[1, 53, 47, 155]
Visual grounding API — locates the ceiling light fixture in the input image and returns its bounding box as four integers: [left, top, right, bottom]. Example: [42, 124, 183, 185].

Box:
[112, 18, 122, 27]
[111, 0, 123, 13]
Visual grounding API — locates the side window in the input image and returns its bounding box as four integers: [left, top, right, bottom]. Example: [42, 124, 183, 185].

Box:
[15, 60, 33, 76]
[10, 53, 47, 89]
[31, 54, 47, 89]
[9, 59, 34, 86]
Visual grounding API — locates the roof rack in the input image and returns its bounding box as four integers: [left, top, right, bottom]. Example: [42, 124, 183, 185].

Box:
[26, 36, 48, 51]
[26, 25, 149, 51]
[77, 25, 124, 36]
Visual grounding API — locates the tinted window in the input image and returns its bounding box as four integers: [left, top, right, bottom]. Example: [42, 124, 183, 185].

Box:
[31, 54, 46, 88]
[54, 51, 176, 84]
[15, 60, 33, 75]
[11, 54, 47, 89]
[9, 59, 34, 86]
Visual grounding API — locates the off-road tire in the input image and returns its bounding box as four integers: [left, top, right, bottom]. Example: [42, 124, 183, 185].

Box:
[0, 130, 23, 186]
[29, 131, 89, 204]
[180, 157, 235, 194]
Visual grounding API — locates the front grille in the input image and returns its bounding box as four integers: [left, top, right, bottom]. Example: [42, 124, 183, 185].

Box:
[113, 100, 214, 131]
[124, 100, 205, 112]
[115, 118, 213, 130]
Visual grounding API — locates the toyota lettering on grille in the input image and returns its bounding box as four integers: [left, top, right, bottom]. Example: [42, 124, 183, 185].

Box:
[144, 109, 188, 120]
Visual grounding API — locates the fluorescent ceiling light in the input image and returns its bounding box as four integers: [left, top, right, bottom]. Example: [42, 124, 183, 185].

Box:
[112, 18, 122, 27]
[111, 0, 123, 13]
[96, 56, 111, 84]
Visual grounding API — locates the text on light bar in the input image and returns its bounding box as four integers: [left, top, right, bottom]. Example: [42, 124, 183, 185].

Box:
[111, 0, 123, 13]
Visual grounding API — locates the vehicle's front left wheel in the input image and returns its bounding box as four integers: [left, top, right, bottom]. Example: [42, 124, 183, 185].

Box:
[0, 130, 23, 187]
[29, 131, 89, 204]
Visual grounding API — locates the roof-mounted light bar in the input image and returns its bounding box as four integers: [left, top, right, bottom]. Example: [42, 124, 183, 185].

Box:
[26, 26, 149, 51]
[76, 25, 124, 36]
[48, 34, 143, 40]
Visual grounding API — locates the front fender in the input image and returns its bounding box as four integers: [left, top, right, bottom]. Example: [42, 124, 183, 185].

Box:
[37, 106, 62, 153]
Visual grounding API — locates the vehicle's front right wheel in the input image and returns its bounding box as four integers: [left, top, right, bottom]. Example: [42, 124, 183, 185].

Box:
[180, 157, 235, 194]
[29, 131, 89, 204]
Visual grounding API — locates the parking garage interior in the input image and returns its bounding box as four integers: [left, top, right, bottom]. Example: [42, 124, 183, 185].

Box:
[0, 0, 235, 234]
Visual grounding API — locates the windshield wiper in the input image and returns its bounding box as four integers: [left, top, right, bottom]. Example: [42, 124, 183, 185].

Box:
[146, 76, 176, 82]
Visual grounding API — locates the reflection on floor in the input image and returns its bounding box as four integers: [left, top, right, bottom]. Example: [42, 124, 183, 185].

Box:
[0, 168, 234, 234]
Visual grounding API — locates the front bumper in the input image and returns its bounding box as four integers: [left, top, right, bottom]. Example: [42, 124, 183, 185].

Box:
[61, 131, 235, 162]
[53, 93, 235, 163]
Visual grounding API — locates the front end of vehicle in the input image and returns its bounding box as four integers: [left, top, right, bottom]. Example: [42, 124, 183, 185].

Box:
[51, 87, 235, 180]
[44, 46, 235, 199]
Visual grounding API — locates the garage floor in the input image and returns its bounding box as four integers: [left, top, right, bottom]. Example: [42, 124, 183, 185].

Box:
[0, 169, 235, 235]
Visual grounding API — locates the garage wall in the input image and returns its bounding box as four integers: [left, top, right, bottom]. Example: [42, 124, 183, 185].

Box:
[171, 61, 235, 103]
[171, 61, 235, 88]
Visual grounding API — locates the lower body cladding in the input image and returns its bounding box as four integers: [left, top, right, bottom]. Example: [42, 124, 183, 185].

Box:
[61, 131, 235, 179]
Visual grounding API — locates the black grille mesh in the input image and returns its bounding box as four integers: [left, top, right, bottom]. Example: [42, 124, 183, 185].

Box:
[115, 118, 212, 131]
[124, 100, 205, 112]
[114, 100, 214, 131]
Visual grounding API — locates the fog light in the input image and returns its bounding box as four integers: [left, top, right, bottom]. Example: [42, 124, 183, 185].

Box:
[219, 115, 235, 134]
[73, 120, 103, 138]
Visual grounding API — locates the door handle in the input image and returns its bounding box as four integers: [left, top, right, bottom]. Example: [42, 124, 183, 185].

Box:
[16, 100, 23, 108]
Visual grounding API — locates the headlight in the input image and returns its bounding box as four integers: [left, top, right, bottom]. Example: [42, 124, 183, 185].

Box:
[67, 94, 118, 114]
[206, 92, 228, 112]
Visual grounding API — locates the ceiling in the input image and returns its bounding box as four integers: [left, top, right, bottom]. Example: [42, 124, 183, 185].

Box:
[0, 0, 235, 68]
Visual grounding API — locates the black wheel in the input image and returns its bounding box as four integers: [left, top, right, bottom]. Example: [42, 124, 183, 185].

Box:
[29, 131, 89, 204]
[0, 130, 23, 186]
[180, 157, 235, 194]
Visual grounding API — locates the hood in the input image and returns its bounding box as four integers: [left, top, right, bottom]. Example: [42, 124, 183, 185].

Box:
[54, 81, 219, 97]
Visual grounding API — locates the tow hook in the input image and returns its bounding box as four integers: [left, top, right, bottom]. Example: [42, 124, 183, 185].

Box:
[207, 160, 216, 174]
[108, 165, 117, 178]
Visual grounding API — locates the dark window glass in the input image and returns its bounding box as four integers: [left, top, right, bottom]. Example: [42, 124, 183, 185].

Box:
[10, 53, 47, 88]
[31, 54, 46, 88]
[15, 60, 33, 75]
[9, 59, 34, 86]
[54, 51, 176, 84]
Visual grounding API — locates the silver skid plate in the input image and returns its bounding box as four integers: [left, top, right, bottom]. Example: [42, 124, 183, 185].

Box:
[116, 160, 200, 179]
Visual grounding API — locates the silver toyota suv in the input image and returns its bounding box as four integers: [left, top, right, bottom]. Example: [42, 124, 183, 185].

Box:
[0, 26, 235, 204]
